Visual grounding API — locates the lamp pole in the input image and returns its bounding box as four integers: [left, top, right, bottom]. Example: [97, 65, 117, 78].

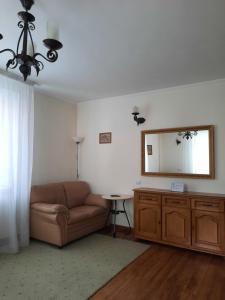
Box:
[73, 137, 84, 180]
[76, 141, 80, 179]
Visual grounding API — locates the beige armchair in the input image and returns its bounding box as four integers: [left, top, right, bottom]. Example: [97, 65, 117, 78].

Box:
[30, 181, 109, 247]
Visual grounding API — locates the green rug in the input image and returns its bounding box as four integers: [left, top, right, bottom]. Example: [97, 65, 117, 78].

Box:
[0, 234, 149, 300]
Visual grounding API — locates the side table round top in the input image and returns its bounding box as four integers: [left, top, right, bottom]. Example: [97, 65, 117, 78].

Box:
[102, 194, 132, 201]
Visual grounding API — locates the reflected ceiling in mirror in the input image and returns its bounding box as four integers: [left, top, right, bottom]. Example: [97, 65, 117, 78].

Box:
[141, 125, 215, 179]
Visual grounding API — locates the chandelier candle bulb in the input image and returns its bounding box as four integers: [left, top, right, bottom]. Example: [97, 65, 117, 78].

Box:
[47, 22, 59, 40]
[133, 106, 139, 114]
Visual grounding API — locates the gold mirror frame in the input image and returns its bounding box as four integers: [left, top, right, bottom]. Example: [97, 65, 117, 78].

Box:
[141, 125, 215, 179]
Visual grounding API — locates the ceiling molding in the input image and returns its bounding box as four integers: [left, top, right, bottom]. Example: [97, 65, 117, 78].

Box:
[0, 68, 38, 86]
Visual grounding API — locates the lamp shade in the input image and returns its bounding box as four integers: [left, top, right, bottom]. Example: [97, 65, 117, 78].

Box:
[72, 136, 84, 144]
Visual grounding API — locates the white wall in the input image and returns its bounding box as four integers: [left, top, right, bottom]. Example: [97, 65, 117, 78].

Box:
[32, 92, 77, 185]
[77, 79, 225, 226]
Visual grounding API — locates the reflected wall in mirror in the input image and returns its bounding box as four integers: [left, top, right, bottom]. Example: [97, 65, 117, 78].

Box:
[141, 125, 215, 179]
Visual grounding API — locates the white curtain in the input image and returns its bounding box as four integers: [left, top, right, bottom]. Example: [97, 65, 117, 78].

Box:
[0, 74, 34, 253]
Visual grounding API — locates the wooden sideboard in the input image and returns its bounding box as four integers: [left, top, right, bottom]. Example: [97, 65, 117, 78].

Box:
[134, 188, 225, 256]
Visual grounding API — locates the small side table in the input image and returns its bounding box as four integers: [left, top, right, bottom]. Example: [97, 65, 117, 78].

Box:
[103, 194, 132, 238]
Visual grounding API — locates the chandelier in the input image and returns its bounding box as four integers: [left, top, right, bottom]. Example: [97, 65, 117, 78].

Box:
[178, 130, 198, 140]
[0, 0, 63, 81]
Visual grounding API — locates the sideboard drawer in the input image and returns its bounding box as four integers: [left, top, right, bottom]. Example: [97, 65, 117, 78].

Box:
[162, 195, 190, 208]
[138, 193, 161, 206]
[191, 198, 225, 212]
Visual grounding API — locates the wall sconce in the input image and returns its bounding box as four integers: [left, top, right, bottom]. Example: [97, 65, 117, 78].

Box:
[132, 106, 146, 126]
[72, 136, 84, 179]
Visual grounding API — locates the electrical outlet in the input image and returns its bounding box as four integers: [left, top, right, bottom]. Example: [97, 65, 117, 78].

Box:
[136, 180, 142, 186]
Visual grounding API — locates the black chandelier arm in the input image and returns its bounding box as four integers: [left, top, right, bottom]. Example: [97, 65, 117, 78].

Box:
[34, 58, 44, 69]
[16, 27, 25, 55]
[32, 59, 44, 76]
[47, 50, 58, 62]
[0, 48, 16, 57]
[28, 22, 35, 31]
[36, 60, 44, 70]
[0, 49, 18, 70]
[6, 57, 18, 70]
[18, 21, 24, 29]
[34, 50, 58, 63]
[0, 49, 17, 70]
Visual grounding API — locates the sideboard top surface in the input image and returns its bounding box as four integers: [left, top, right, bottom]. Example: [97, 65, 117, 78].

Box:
[133, 188, 225, 199]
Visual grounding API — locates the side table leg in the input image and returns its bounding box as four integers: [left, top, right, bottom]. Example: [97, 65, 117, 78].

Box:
[123, 200, 131, 232]
[113, 200, 117, 238]
[105, 207, 111, 228]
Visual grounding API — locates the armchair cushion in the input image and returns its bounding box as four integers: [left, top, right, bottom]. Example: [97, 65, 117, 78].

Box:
[30, 183, 66, 205]
[63, 181, 90, 208]
[31, 203, 69, 215]
[68, 205, 106, 224]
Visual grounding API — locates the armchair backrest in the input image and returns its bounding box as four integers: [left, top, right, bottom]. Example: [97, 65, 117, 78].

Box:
[30, 181, 91, 209]
[30, 183, 66, 205]
[63, 181, 90, 208]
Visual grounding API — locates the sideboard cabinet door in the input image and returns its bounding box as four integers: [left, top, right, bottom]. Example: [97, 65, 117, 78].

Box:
[192, 210, 225, 253]
[162, 207, 191, 246]
[135, 203, 161, 241]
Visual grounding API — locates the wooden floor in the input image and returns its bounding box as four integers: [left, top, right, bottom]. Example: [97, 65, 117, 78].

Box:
[90, 227, 225, 300]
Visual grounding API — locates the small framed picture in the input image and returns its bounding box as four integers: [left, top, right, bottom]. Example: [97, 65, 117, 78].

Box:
[99, 132, 112, 144]
[147, 145, 152, 155]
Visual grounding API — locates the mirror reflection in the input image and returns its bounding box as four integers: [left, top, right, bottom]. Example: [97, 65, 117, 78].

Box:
[142, 126, 214, 178]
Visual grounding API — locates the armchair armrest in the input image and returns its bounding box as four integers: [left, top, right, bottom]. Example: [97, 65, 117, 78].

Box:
[85, 194, 110, 209]
[31, 203, 69, 215]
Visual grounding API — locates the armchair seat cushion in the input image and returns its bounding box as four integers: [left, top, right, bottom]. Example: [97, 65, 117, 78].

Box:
[68, 205, 106, 224]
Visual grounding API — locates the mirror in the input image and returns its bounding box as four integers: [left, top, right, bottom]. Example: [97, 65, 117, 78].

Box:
[141, 125, 215, 179]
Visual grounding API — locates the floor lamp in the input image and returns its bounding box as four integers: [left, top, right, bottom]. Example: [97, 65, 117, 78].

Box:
[72, 137, 84, 179]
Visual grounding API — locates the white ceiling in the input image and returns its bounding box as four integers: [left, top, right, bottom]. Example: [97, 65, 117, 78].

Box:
[0, 0, 225, 102]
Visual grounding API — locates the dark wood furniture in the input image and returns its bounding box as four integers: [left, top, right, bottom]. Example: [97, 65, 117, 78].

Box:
[134, 188, 225, 256]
